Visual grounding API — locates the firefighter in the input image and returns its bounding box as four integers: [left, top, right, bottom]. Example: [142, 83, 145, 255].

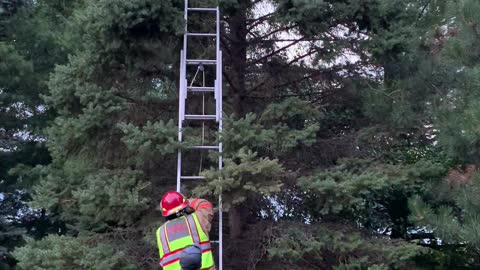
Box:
[156, 191, 215, 270]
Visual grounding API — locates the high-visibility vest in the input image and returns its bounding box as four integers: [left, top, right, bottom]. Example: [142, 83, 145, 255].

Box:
[156, 213, 214, 270]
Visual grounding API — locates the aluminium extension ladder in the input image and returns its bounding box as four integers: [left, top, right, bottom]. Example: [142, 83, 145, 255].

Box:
[176, 0, 223, 269]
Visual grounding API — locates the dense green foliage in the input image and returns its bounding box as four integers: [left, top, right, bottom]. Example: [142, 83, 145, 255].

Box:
[13, 235, 136, 270]
[268, 223, 425, 270]
[3, 0, 480, 269]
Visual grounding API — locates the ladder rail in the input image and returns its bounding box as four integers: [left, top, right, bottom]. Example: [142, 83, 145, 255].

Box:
[177, 50, 185, 193]
[177, 0, 189, 192]
[216, 7, 223, 270]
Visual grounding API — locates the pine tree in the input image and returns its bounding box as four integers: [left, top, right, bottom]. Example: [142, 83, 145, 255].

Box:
[1, 0, 75, 267]
[407, 1, 480, 267]
[13, 0, 185, 268]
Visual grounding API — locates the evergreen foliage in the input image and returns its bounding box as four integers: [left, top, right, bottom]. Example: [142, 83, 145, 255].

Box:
[196, 97, 319, 209]
[298, 159, 446, 229]
[406, 2, 480, 267]
[268, 223, 425, 270]
[197, 148, 284, 209]
[432, 0, 480, 162]
[13, 235, 136, 270]
[221, 97, 320, 157]
[118, 120, 181, 166]
[1, 0, 73, 267]
[409, 172, 480, 267]
[31, 164, 148, 231]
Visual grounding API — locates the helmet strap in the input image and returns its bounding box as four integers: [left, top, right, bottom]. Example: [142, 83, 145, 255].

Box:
[176, 209, 187, 218]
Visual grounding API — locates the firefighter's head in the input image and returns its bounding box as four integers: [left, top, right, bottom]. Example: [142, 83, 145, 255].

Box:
[160, 191, 189, 218]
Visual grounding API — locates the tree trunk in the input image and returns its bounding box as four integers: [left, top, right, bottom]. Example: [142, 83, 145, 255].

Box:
[228, 206, 244, 239]
[223, 1, 250, 240]
[225, 0, 248, 116]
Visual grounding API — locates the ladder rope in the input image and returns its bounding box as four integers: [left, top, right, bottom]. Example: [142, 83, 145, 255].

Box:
[189, 66, 201, 88]
[187, 64, 206, 175]
[199, 68, 205, 174]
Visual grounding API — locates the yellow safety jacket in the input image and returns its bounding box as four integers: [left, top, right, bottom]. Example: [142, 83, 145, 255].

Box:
[156, 213, 214, 270]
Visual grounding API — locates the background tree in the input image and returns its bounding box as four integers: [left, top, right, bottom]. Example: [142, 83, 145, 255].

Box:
[0, 0, 77, 268]
[408, 0, 480, 268]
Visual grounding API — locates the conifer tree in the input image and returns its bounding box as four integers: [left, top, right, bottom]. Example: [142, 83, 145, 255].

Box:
[408, 1, 480, 268]
[1, 1, 75, 267]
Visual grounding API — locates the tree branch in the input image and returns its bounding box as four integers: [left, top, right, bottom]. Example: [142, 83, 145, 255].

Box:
[286, 48, 319, 66]
[417, 0, 432, 21]
[249, 37, 307, 66]
[248, 25, 299, 44]
[247, 12, 276, 31]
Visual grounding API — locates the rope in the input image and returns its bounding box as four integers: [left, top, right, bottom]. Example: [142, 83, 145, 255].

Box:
[189, 66, 201, 88]
[199, 66, 206, 174]
[188, 64, 206, 175]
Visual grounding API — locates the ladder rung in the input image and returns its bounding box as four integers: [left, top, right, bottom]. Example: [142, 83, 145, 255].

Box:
[190, 145, 220, 150]
[185, 114, 217, 120]
[180, 176, 206, 180]
[211, 240, 220, 244]
[187, 7, 217, 12]
[186, 59, 216, 65]
[187, 87, 215, 92]
[187, 33, 216, 37]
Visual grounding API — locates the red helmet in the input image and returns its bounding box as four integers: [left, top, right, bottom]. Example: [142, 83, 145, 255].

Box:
[160, 191, 188, 217]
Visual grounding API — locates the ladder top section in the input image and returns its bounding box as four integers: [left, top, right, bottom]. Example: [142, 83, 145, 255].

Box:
[187, 7, 218, 12]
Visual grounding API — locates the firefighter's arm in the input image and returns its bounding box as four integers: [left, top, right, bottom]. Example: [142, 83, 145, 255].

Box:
[188, 198, 214, 233]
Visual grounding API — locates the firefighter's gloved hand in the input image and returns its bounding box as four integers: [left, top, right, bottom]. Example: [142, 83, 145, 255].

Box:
[184, 206, 195, 214]
[179, 244, 202, 270]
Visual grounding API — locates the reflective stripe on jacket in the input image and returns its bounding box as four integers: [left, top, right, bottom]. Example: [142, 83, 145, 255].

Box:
[157, 213, 215, 270]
